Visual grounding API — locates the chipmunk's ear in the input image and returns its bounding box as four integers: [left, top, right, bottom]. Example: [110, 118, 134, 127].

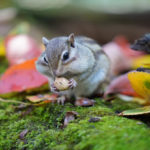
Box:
[68, 33, 75, 48]
[42, 37, 49, 47]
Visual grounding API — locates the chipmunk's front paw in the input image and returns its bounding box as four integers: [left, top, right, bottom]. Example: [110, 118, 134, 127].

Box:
[57, 96, 66, 105]
[51, 83, 59, 93]
[69, 78, 77, 89]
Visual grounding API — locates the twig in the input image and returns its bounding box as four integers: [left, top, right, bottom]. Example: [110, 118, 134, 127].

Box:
[0, 97, 30, 105]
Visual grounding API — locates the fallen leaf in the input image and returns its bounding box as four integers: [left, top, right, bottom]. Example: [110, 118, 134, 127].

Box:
[19, 129, 29, 140]
[19, 129, 29, 145]
[33, 100, 53, 106]
[102, 36, 143, 75]
[0, 38, 5, 56]
[128, 71, 150, 104]
[119, 106, 150, 116]
[132, 55, 150, 69]
[0, 58, 48, 94]
[64, 111, 78, 127]
[26, 94, 57, 103]
[105, 73, 137, 97]
[75, 98, 95, 107]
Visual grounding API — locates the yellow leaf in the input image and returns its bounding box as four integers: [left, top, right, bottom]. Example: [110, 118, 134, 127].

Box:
[128, 71, 150, 104]
[0, 38, 5, 56]
[132, 55, 150, 69]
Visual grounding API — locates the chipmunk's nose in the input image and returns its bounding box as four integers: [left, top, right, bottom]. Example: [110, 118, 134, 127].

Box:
[53, 70, 61, 77]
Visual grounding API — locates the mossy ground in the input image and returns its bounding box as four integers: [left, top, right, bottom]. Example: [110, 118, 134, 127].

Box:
[1, 58, 150, 150]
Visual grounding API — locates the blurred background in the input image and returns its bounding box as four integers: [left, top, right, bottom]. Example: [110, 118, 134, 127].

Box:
[1, 0, 150, 45]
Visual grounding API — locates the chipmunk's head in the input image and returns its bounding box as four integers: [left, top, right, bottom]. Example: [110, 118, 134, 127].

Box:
[36, 33, 95, 79]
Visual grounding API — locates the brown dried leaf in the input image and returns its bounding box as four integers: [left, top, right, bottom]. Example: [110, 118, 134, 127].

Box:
[75, 98, 95, 107]
[19, 129, 29, 140]
[26, 94, 58, 103]
[64, 111, 78, 127]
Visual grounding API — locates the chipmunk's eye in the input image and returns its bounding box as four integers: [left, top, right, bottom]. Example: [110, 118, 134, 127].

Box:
[62, 51, 69, 61]
[44, 56, 48, 64]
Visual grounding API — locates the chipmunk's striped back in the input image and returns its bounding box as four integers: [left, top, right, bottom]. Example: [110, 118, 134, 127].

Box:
[75, 36, 102, 53]
[36, 33, 110, 102]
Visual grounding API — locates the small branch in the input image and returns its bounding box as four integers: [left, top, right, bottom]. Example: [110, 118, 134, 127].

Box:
[0, 97, 30, 105]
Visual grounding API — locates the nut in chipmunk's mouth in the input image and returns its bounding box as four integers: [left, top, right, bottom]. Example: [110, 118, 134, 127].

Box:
[54, 77, 70, 91]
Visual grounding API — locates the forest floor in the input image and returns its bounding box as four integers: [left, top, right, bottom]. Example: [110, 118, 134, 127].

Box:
[1, 58, 150, 150]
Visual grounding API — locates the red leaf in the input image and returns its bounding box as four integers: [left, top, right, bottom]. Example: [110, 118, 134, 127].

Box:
[105, 73, 138, 97]
[114, 36, 144, 58]
[102, 36, 144, 75]
[0, 58, 48, 94]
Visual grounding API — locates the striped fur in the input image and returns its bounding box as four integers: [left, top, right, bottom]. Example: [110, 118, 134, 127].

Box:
[36, 34, 110, 99]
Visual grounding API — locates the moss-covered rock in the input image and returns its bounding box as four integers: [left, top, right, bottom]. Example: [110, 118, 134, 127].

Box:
[0, 97, 150, 150]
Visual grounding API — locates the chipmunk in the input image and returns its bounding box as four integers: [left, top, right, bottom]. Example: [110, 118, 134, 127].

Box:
[36, 33, 110, 105]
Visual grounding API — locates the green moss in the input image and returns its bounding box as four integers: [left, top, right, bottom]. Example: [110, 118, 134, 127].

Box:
[0, 97, 150, 150]
[0, 57, 8, 75]
[110, 98, 140, 112]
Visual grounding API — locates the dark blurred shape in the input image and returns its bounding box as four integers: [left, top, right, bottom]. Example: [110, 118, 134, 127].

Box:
[131, 34, 150, 53]
[88, 117, 101, 123]
[136, 67, 150, 73]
